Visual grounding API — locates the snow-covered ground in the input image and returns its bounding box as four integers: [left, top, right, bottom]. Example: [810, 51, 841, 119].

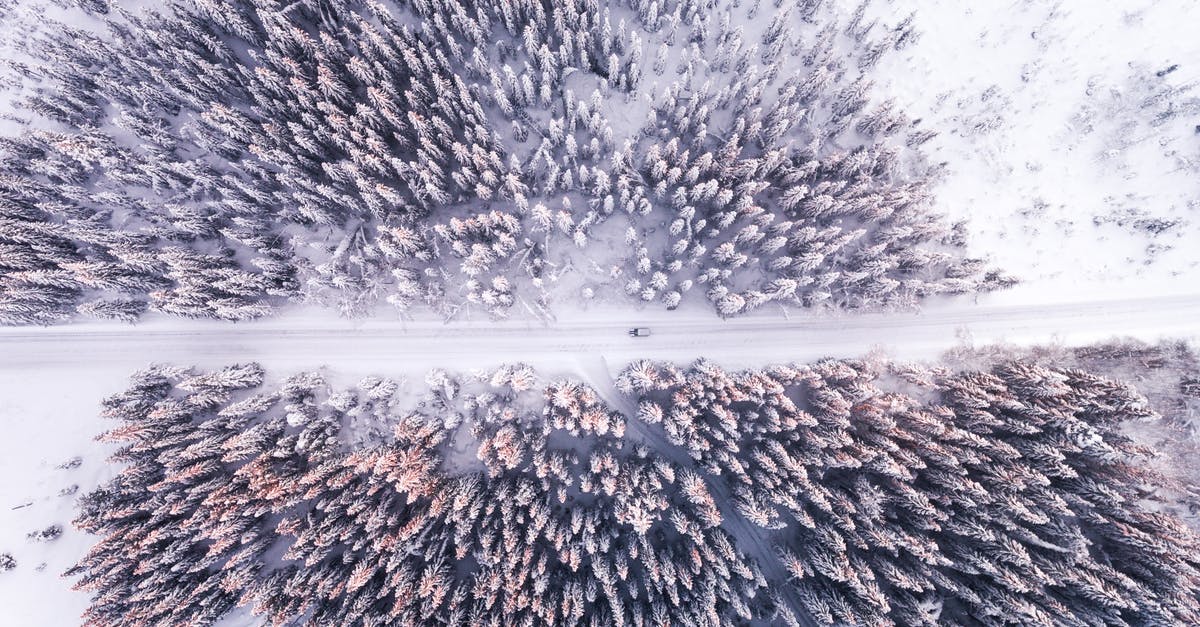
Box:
[0, 366, 129, 625]
[868, 0, 1200, 304]
[3, 0, 1200, 624]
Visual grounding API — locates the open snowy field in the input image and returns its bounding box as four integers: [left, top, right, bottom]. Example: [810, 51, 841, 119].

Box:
[868, 0, 1200, 304]
[0, 367, 128, 625]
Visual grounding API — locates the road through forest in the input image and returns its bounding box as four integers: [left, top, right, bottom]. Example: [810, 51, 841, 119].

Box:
[2, 292, 1198, 372]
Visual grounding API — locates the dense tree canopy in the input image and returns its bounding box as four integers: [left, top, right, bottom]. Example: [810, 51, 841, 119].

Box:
[0, 0, 1009, 324]
[69, 358, 1200, 625]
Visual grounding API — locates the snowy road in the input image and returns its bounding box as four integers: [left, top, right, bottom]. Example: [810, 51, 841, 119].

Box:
[1, 292, 1197, 371]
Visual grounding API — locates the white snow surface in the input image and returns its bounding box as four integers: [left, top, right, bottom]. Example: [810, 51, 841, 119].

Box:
[868, 0, 1200, 305]
[0, 366, 128, 626]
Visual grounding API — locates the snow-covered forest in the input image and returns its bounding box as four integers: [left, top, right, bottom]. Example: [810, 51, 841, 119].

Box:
[2, 0, 1200, 625]
[55, 359, 1200, 625]
[0, 0, 1016, 325]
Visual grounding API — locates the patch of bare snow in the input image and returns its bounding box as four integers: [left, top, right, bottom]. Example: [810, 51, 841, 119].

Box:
[865, 0, 1200, 305]
[0, 366, 130, 626]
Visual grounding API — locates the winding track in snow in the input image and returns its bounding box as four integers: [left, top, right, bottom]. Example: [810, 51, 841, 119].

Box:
[1, 292, 1197, 371]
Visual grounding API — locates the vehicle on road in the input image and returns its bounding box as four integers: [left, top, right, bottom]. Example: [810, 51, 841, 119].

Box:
[628, 328, 651, 337]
